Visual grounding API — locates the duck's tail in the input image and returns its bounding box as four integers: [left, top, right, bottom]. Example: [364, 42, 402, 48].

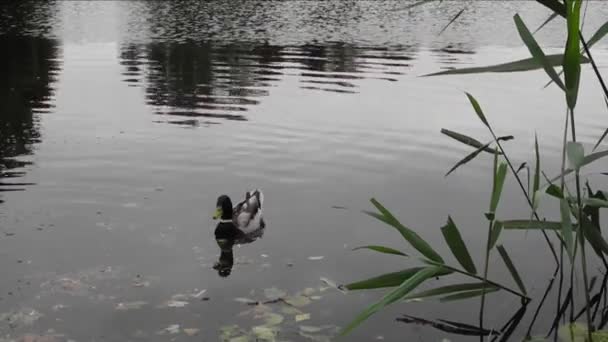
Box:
[246, 189, 263, 209]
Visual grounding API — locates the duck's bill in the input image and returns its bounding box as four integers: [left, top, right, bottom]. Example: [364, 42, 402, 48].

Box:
[212, 207, 222, 220]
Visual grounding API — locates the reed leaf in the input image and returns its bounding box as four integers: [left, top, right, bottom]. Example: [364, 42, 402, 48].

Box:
[490, 162, 508, 216]
[340, 267, 442, 336]
[497, 245, 527, 295]
[489, 221, 504, 250]
[465, 92, 490, 129]
[352, 245, 408, 257]
[404, 282, 491, 301]
[440, 128, 499, 153]
[366, 198, 444, 263]
[587, 20, 608, 48]
[560, 198, 574, 261]
[584, 198, 608, 208]
[549, 150, 608, 183]
[502, 220, 561, 230]
[445, 140, 493, 177]
[439, 287, 500, 302]
[345, 267, 430, 290]
[536, 0, 566, 17]
[566, 141, 585, 170]
[534, 12, 560, 34]
[580, 216, 608, 257]
[439, 8, 465, 36]
[424, 54, 587, 77]
[563, 0, 582, 110]
[514, 13, 566, 90]
[592, 128, 608, 152]
[533, 135, 541, 204]
[546, 184, 564, 199]
[441, 216, 477, 274]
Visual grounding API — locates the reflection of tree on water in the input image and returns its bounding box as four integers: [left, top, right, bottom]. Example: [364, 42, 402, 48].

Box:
[0, 36, 61, 198]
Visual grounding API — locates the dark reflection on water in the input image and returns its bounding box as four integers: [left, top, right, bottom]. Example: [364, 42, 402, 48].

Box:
[119, 41, 415, 125]
[0, 36, 61, 198]
[0, 1, 57, 37]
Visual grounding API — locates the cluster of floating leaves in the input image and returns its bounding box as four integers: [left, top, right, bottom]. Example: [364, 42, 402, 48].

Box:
[221, 280, 343, 341]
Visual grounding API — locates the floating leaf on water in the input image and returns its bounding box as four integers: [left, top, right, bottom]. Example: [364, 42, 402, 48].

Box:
[300, 326, 323, 333]
[220, 325, 242, 340]
[183, 328, 200, 336]
[132, 281, 150, 288]
[285, 295, 311, 307]
[234, 297, 257, 304]
[296, 313, 311, 322]
[320, 277, 347, 294]
[229, 337, 250, 342]
[0, 308, 43, 327]
[158, 324, 180, 335]
[115, 301, 147, 311]
[311, 296, 322, 301]
[308, 256, 325, 261]
[264, 287, 287, 301]
[302, 288, 316, 297]
[264, 313, 284, 326]
[298, 332, 331, 342]
[164, 300, 189, 308]
[191, 289, 207, 298]
[252, 326, 277, 341]
[122, 202, 138, 208]
[281, 306, 304, 316]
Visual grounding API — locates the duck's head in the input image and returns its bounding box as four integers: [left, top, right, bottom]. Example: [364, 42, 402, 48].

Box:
[213, 195, 233, 220]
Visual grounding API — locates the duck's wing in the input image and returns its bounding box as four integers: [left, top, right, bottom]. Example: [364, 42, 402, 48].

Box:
[234, 189, 264, 232]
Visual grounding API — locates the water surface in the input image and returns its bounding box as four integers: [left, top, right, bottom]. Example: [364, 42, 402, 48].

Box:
[1, 1, 608, 341]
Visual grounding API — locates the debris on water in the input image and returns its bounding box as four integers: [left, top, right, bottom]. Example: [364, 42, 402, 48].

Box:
[183, 328, 200, 336]
[228, 336, 249, 342]
[320, 277, 347, 294]
[164, 300, 189, 308]
[4, 232, 15, 236]
[261, 254, 269, 258]
[264, 287, 287, 301]
[158, 324, 181, 335]
[286, 262, 294, 267]
[301, 288, 315, 297]
[310, 296, 322, 301]
[263, 313, 284, 326]
[19, 334, 60, 342]
[191, 289, 207, 298]
[234, 297, 257, 304]
[220, 325, 245, 341]
[122, 202, 138, 208]
[115, 301, 147, 311]
[132, 280, 150, 288]
[0, 308, 43, 328]
[281, 306, 303, 316]
[295, 313, 311, 322]
[51, 304, 68, 311]
[300, 325, 322, 333]
[307, 256, 324, 261]
[154, 187, 164, 192]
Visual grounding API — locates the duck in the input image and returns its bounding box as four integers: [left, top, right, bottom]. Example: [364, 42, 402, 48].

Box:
[212, 189, 266, 242]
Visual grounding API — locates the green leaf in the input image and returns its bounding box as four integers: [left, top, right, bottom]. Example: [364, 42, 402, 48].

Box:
[439, 287, 500, 302]
[465, 92, 490, 129]
[587, 20, 608, 48]
[532, 135, 541, 205]
[533, 12, 560, 34]
[490, 162, 508, 215]
[546, 184, 564, 199]
[563, 0, 581, 110]
[592, 128, 608, 152]
[536, 0, 566, 18]
[440, 128, 499, 154]
[566, 142, 585, 170]
[340, 267, 442, 336]
[585, 198, 608, 208]
[404, 282, 492, 301]
[352, 245, 408, 257]
[560, 198, 574, 261]
[581, 216, 608, 257]
[514, 14, 565, 90]
[548, 150, 608, 183]
[439, 8, 465, 36]
[497, 245, 527, 295]
[445, 140, 494, 177]
[502, 219, 561, 230]
[488, 221, 504, 250]
[345, 267, 451, 291]
[441, 216, 477, 274]
[424, 54, 587, 77]
[366, 198, 444, 263]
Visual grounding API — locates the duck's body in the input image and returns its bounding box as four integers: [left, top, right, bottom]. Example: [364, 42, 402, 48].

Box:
[213, 189, 265, 243]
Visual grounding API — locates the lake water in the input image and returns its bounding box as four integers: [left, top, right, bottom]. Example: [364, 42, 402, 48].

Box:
[1, 1, 608, 341]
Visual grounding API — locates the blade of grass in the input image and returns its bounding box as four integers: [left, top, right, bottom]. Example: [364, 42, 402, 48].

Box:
[490, 162, 508, 216]
[441, 216, 477, 274]
[497, 245, 527, 295]
[560, 198, 574, 261]
[514, 13, 565, 90]
[352, 245, 408, 257]
[489, 221, 504, 250]
[534, 12, 560, 34]
[592, 128, 608, 152]
[502, 220, 561, 230]
[563, 0, 582, 110]
[465, 92, 491, 128]
[587, 20, 608, 48]
[340, 267, 442, 336]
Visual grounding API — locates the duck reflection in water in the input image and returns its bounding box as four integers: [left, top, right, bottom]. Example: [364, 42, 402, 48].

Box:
[212, 190, 266, 278]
